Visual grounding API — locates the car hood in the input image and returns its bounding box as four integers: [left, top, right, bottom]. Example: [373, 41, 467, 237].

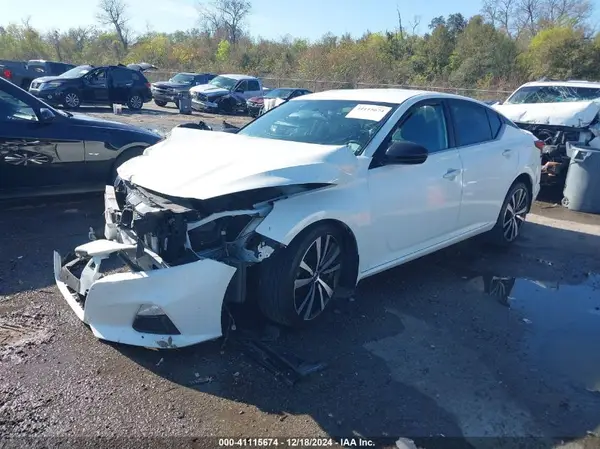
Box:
[32, 76, 70, 83]
[153, 81, 191, 90]
[117, 127, 359, 200]
[189, 84, 229, 96]
[68, 112, 162, 138]
[494, 101, 600, 128]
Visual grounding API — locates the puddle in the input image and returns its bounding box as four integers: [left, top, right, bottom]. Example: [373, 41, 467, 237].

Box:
[467, 273, 600, 392]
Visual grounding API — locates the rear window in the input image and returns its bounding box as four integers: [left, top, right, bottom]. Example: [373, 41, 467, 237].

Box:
[112, 68, 133, 83]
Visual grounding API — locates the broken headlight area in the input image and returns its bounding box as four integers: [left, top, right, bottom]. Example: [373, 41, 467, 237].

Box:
[517, 122, 598, 185]
[109, 179, 297, 269]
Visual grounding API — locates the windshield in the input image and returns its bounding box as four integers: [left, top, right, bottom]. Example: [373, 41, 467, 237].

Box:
[237, 99, 397, 154]
[59, 65, 92, 79]
[506, 85, 600, 104]
[209, 76, 237, 89]
[170, 73, 195, 84]
[265, 88, 295, 99]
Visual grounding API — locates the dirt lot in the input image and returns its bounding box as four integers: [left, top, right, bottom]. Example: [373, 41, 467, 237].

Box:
[1, 105, 600, 449]
[85, 101, 254, 133]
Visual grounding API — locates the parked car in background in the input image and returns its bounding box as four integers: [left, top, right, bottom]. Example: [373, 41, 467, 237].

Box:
[0, 59, 75, 90]
[190, 74, 268, 114]
[0, 78, 162, 199]
[246, 88, 312, 117]
[28, 64, 153, 110]
[494, 80, 600, 186]
[53, 88, 541, 348]
[151, 72, 216, 107]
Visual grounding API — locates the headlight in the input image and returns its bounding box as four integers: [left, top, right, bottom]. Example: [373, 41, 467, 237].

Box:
[43, 82, 63, 89]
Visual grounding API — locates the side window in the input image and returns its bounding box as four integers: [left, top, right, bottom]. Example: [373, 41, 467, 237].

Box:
[486, 109, 503, 139]
[88, 68, 107, 84]
[450, 100, 493, 146]
[111, 68, 133, 84]
[236, 80, 248, 92]
[247, 79, 260, 91]
[131, 72, 141, 82]
[389, 103, 448, 153]
[0, 89, 38, 122]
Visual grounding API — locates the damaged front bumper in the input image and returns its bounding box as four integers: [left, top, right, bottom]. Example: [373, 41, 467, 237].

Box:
[53, 184, 275, 349]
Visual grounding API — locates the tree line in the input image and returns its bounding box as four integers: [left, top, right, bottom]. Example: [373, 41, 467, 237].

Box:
[0, 0, 598, 92]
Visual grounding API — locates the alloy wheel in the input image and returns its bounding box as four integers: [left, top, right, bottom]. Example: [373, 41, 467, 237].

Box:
[293, 234, 342, 321]
[503, 187, 528, 242]
[65, 93, 79, 108]
[130, 95, 142, 109]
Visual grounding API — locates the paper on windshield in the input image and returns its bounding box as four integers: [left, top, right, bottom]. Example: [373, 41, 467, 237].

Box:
[346, 104, 392, 121]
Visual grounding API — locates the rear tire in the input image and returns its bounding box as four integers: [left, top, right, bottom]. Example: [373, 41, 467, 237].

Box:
[154, 100, 167, 107]
[487, 181, 531, 247]
[127, 94, 144, 111]
[257, 223, 346, 327]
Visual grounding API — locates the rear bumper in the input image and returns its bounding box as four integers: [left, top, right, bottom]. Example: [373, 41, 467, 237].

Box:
[53, 186, 237, 349]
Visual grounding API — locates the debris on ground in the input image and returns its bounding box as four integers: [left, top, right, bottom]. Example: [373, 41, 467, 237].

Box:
[236, 338, 327, 386]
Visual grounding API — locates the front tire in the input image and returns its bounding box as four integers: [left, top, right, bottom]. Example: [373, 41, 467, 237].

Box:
[488, 181, 531, 247]
[127, 94, 144, 111]
[258, 224, 345, 327]
[63, 90, 81, 109]
[154, 100, 167, 107]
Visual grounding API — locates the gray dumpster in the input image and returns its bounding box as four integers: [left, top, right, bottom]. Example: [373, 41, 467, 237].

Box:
[178, 92, 192, 115]
[562, 143, 600, 213]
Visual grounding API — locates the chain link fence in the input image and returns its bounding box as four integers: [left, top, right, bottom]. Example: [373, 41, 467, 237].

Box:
[143, 71, 513, 101]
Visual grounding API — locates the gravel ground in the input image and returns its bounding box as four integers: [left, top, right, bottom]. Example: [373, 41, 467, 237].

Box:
[1, 106, 600, 449]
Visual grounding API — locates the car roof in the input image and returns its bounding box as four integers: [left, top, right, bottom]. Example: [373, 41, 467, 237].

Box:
[518, 80, 600, 89]
[298, 88, 462, 104]
[220, 74, 257, 80]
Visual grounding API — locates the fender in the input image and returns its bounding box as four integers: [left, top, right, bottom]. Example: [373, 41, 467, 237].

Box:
[254, 181, 377, 273]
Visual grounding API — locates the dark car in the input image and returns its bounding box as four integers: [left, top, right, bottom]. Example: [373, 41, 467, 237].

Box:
[246, 88, 312, 117]
[151, 72, 216, 107]
[0, 77, 162, 199]
[28, 65, 153, 111]
[0, 59, 75, 90]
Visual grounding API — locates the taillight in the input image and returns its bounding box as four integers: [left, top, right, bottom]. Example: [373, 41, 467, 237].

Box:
[534, 140, 545, 151]
[2, 69, 12, 79]
[145, 82, 151, 88]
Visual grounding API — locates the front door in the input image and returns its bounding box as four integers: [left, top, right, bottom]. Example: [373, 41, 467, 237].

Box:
[368, 100, 463, 264]
[83, 68, 109, 104]
[0, 85, 86, 195]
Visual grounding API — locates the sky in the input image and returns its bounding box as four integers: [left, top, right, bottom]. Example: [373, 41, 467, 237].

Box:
[2, 0, 600, 40]
[2, 0, 490, 40]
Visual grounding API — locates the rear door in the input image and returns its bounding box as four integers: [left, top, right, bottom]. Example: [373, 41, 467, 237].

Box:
[448, 99, 520, 230]
[0, 82, 86, 195]
[109, 67, 135, 103]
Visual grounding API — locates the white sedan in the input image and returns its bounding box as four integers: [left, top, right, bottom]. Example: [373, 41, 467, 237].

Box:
[53, 89, 541, 348]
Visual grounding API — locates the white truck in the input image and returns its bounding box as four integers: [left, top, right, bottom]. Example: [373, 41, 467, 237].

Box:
[189, 74, 268, 114]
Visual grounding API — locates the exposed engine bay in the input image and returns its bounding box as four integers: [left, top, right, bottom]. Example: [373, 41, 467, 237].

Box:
[515, 121, 599, 185]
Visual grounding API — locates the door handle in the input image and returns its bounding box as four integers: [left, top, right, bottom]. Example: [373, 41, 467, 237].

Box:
[502, 149, 512, 158]
[443, 168, 461, 180]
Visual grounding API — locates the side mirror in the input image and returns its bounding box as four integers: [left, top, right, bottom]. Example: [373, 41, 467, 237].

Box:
[39, 107, 55, 123]
[383, 141, 428, 165]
